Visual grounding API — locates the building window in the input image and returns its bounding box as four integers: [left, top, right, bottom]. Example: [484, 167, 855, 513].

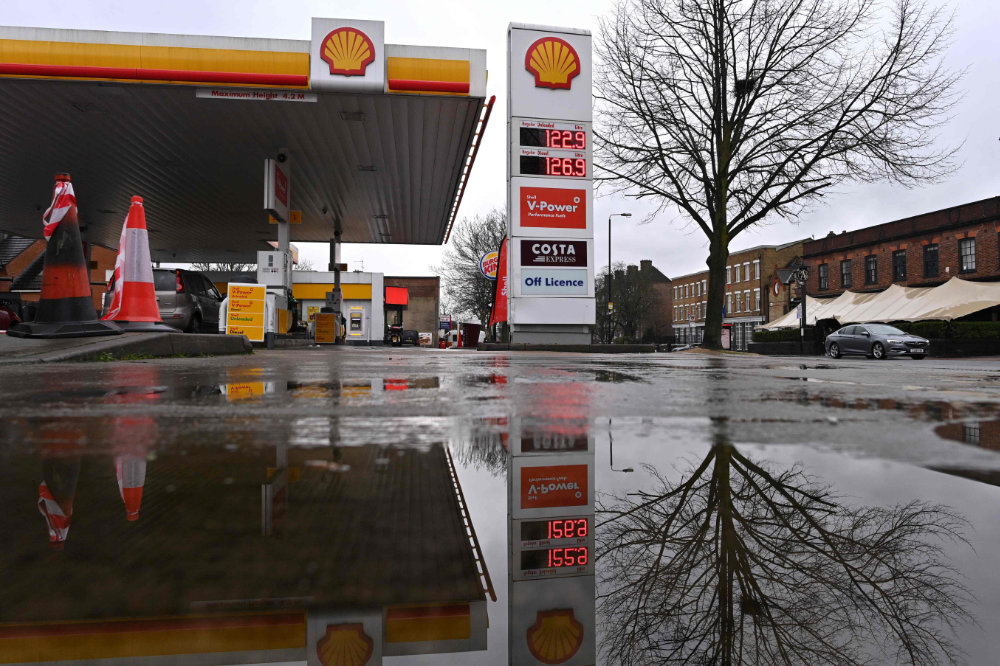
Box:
[735, 292, 742, 313]
[753, 288, 760, 311]
[734, 264, 741, 282]
[702, 279, 706, 294]
[726, 292, 732, 314]
[892, 250, 906, 281]
[753, 260, 760, 280]
[818, 263, 829, 290]
[923, 244, 938, 278]
[840, 260, 853, 288]
[743, 262, 750, 282]
[726, 267, 731, 284]
[865, 255, 877, 285]
[959, 238, 976, 273]
[744, 290, 751, 312]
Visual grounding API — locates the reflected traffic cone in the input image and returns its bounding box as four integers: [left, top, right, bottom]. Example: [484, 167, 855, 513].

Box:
[115, 455, 146, 521]
[102, 196, 173, 332]
[8, 173, 121, 338]
[37, 457, 82, 549]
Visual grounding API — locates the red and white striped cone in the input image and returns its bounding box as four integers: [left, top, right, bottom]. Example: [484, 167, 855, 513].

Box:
[37, 457, 81, 549]
[102, 196, 173, 332]
[8, 174, 120, 338]
[115, 455, 147, 521]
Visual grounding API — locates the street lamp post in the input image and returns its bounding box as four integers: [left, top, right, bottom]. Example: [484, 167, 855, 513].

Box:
[794, 266, 810, 355]
[608, 212, 632, 343]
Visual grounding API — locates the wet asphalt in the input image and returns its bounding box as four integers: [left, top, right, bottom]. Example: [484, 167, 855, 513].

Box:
[1, 347, 999, 664]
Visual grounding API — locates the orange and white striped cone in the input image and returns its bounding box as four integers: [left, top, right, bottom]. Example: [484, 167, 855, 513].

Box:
[37, 457, 81, 549]
[115, 455, 147, 522]
[102, 196, 174, 332]
[8, 173, 121, 338]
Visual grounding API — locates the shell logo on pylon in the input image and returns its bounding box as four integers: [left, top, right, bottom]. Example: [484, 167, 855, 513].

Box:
[526, 609, 584, 664]
[315, 623, 374, 666]
[524, 37, 581, 90]
[320, 27, 376, 76]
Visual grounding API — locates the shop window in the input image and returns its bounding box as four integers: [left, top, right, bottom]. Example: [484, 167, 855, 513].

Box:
[865, 255, 877, 285]
[892, 250, 907, 280]
[959, 238, 976, 273]
[923, 244, 938, 277]
[818, 263, 829, 290]
[840, 260, 853, 288]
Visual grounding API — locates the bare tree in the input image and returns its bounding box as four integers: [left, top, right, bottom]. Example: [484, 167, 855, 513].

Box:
[596, 0, 961, 348]
[190, 261, 255, 272]
[597, 434, 972, 665]
[435, 208, 506, 330]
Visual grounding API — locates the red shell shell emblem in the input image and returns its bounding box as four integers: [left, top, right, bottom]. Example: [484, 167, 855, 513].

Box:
[524, 37, 581, 90]
[315, 623, 374, 666]
[320, 27, 376, 76]
[526, 609, 584, 664]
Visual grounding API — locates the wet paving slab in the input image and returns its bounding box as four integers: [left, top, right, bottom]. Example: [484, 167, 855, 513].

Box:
[0, 348, 999, 664]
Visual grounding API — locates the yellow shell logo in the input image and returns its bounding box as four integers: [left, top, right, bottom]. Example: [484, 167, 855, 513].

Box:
[526, 609, 583, 664]
[524, 37, 581, 90]
[321, 27, 376, 76]
[315, 623, 374, 666]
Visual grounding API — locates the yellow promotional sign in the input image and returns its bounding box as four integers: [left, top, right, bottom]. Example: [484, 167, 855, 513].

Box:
[227, 283, 266, 341]
[314, 312, 338, 344]
[225, 382, 266, 401]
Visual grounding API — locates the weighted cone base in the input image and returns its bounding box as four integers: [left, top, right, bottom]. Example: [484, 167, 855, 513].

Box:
[7, 319, 123, 338]
[109, 320, 176, 333]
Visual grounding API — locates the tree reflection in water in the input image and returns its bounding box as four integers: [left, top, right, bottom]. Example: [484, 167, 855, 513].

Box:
[597, 423, 972, 665]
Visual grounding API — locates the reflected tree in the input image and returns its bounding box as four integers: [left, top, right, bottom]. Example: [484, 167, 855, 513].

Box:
[597, 430, 971, 665]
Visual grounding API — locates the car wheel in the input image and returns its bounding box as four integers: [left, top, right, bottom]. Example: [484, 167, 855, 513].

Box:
[871, 342, 885, 360]
[910, 355, 925, 360]
[828, 343, 841, 359]
[186, 313, 202, 334]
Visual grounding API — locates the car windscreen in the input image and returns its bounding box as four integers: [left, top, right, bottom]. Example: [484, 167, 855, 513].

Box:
[153, 271, 177, 291]
[865, 324, 905, 335]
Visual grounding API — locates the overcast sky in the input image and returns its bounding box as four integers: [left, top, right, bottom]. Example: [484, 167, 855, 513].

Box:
[5, 0, 997, 280]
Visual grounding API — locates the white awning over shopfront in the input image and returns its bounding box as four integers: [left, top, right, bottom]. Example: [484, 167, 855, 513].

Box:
[762, 277, 1000, 329]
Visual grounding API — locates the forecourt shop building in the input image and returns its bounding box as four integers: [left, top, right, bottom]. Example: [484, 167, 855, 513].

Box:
[0, 18, 490, 298]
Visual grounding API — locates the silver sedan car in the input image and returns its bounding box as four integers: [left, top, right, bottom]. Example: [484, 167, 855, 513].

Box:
[825, 323, 929, 360]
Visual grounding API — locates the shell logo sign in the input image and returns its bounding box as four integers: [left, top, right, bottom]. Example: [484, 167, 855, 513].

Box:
[315, 623, 374, 666]
[526, 609, 584, 663]
[524, 37, 581, 90]
[320, 27, 376, 76]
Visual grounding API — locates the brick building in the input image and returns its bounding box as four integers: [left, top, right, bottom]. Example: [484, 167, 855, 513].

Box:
[670, 240, 805, 349]
[803, 197, 1000, 297]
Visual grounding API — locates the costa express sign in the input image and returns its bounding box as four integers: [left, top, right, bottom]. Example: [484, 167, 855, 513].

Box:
[520, 240, 586, 267]
[521, 464, 588, 509]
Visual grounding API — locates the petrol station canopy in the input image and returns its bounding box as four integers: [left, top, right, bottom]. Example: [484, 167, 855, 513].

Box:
[0, 21, 491, 262]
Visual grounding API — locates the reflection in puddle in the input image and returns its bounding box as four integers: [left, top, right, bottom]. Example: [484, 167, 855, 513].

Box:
[776, 392, 1000, 423]
[597, 431, 972, 664]
[935, 420, 999, 451]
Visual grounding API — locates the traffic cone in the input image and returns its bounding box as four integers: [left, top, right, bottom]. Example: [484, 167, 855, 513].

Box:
[37, 457, 81, 549]
[102, 196, 173, 332]
[115, 455, 146, 521]
[8, 173, 121, 338]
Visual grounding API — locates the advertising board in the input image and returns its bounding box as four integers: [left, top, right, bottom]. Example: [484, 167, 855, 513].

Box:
[518, 269, 589, 297]
[519, 240, 588, 267]
[226, 283, 266, 341]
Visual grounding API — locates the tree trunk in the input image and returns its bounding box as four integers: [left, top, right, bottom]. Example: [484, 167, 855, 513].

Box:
[702, 234, 730, 349]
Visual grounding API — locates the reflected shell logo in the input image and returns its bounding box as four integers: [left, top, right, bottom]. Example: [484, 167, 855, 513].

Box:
[524, 37, 581, 90]
[526, 609, 583, 664]
[320, 27, 376, 76]
[316, 623, 374, 666]
[480, 251, 499, 279]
